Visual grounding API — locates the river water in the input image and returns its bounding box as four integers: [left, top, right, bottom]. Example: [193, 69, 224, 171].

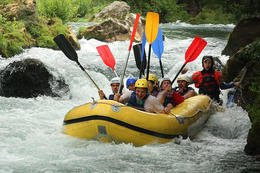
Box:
[0, 22, 259, 173]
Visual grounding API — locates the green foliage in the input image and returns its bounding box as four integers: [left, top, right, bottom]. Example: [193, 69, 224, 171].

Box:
[27, 16, 69, 49]
[0, 0, 12, 6]
[0, 17, 31, 57]
[123, 0, 190, 23]
[191, 7, 235, 24]
[241, 40, 260, 62]
[36, 0, 78, 22]
[73, 0, 93, 18]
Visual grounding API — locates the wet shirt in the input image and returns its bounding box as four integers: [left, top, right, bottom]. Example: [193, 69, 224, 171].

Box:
[120, 91, 164, 113]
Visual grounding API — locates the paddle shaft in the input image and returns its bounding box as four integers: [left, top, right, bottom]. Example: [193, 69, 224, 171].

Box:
[159, 60, 164, 78]
[146, 44, 152, 81]
[54, 34, 101, 91]
[76, 61, 101, 90]
[171, 63, 186, 85]
[118, 14, 140, 93]
[118, 50, 130, 93]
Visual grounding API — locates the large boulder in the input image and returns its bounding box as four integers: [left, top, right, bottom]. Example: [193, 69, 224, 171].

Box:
[222, 17, 260, 56]
[222, 40, 260, 155]
[0, 58, 69, 98]
[79, 1, 144, 42]
[0, 0, 36, 21]
[93, 1, 130, 21]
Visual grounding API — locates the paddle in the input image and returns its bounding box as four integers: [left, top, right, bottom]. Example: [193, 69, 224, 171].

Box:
[118, 13, 140, 93]
[96, 45, 118, 77]
[54, 34, 100, 90]
[171, 36, 207, 84]
[133, 43, 147, 78]
[152, 27, 164, 77]
[145, 12, 159, 81]
[226, 65, 248, 108]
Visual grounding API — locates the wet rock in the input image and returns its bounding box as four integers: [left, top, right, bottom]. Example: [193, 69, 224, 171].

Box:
[222, 40, 260, 155]
[0, 58, 69, 98]
[79, 1, 144, 42]
[93, 1, 130, 21]
[222, 17, 260, 56]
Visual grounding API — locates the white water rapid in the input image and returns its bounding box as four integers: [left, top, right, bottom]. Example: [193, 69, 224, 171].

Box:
[0, 22, 259, 173]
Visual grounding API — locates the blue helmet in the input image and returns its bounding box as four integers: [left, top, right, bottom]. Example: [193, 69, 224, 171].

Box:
[126, 78, 137, 87]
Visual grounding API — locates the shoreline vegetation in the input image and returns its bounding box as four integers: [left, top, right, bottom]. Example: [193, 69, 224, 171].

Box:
[0, 0, 259, 58]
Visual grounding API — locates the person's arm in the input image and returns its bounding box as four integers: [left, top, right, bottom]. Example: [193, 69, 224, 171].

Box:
[98, 90, 107, 100]
[220, 81, 240, 90]
[157, 85, 172, 104]
[118, 91, 132, 103]
[183, 88, 196, 99]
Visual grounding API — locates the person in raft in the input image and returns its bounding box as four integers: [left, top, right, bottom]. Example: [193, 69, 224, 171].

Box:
[192, 55, 240, 104]
[98, 77, 123, 100]
[157, 77, 184, 110]
[114, 79, 171, 114]
[173, 75, 196, 99]
[126, 78, 137, 91]
[146, 74, 160, 97]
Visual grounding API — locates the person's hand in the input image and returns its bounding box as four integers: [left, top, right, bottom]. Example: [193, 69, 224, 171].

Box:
[113, 93, 121, 102]
[163, 107, 170, 114]
[181, 68, 188, 74]
[234, 82, 240, 87]
[98, 90, 105, 100]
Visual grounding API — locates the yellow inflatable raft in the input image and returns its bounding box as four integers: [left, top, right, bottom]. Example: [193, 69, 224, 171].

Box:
[63, 95, 212, 146]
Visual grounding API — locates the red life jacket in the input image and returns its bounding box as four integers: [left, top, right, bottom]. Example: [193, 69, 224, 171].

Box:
[192, 70, 221, 100]
[171, 92, 184, 106]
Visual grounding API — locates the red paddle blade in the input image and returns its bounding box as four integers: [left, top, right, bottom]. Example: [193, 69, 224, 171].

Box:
[96, 45, 115, 71]
[185, 36, 207, 64]
[128, 13, 140, 51]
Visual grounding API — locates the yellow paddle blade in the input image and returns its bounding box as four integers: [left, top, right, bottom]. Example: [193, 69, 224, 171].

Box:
[145, 12, 159, 44]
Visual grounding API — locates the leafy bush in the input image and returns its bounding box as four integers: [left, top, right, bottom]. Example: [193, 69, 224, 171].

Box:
[0, 17, 31, 57]
[36, 0, 78, 22]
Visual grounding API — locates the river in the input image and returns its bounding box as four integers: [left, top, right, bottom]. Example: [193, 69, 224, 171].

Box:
[0, 22, 259, 173]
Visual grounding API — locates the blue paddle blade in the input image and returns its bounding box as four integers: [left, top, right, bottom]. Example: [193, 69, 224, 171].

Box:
[152, 28, 164, 60]
[141, 30, 146, 62]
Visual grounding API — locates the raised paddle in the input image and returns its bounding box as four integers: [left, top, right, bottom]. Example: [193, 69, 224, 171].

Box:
[171, 36, 207, 84]
[152, 27, 164, 78]
[96, 45, 118, 77]
[133, 43, 147, 78]
[145, 12, 159, 81]
[54, 34, 100, 90]
[118, 13, 140, 93]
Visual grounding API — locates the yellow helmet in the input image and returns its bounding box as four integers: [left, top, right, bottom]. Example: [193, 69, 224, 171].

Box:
[144, 74, 159, 87]
[135, 79, 148, 88]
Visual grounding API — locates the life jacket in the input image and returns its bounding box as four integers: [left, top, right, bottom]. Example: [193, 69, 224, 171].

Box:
[171, 92, 184, 106]
[108, 94, 114, 100]
[173, 87, 194, 96]
[192, 69, 221, 101]
[127, 92, 149, 108]
[163, 91, 184, 107]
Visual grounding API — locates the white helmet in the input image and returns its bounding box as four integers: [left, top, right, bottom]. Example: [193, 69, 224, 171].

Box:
[177, 75, 192, 84]
[159, 77, 171, 87]
[110, 77, 120, 85]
